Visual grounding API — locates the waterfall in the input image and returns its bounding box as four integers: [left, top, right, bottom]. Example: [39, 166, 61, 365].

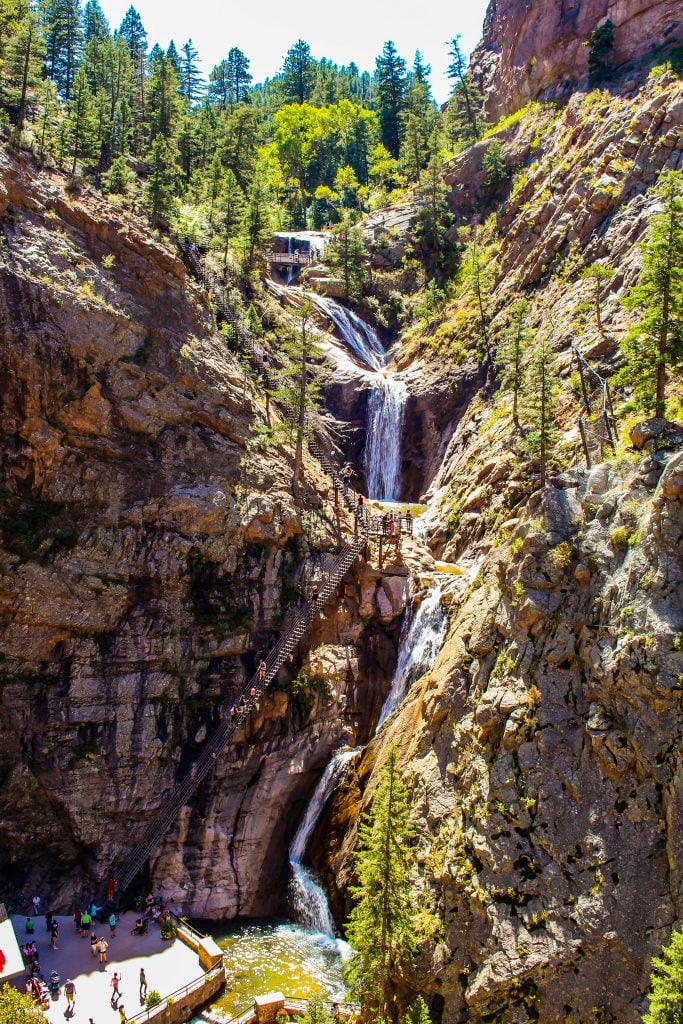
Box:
[289, 749, 359, 935]
[378, 586, 447, 728]
[311, 295, 407, 500]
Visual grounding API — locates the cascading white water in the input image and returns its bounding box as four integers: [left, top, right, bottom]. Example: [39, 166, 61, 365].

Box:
[289, 749, 359, 935]
[377, 586, 447, 728]
[312, 296, 407, 500]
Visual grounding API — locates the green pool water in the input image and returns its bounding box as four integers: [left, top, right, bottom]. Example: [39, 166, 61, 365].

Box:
[194, 920, 350, 1021]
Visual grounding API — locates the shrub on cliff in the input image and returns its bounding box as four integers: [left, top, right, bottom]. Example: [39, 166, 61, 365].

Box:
[0, 984, 45, 1023]
[643, 925, 683, 1024]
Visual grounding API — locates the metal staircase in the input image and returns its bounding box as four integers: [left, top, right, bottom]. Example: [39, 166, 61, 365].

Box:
[107, 240, 369, 897]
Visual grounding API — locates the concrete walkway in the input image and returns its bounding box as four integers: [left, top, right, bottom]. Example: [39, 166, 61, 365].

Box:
[11, 912, 200, 1024]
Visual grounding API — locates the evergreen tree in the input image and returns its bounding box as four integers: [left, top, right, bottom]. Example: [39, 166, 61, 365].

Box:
[143, 133, 178, 227]
[0, 983, 46, 1024]
[82, 0, 108, 43]
[587, 18, 615, 86]
[300, 993, 332, 1024]
[226, 45, 251, 103]
[412, 146, 455, 276]
[165, 38, 180, 73]
[401, 997, 432, 1024]
[482, 140, 508, 191]
[400, 61, 435, 183]
[4, 6, 46, 137]
[37, 77, 60, 162]
[282, 38, 315, 104]
[220, 102, 261, 186]
[208, 58, 230, 110]
[619, 170, 683, 414]
[102, 152, 133, 193]
[345, 745, 417, 1021]
[63, 63, 98, 174]
[521, 333, 560, 488]
[147, 50, 181, 140]
[117, 5, 147, 135]
[375, 40, 407, 158]
[240, 166, 271, 270]
[272, 300, 322, 495]
[179, 38, 203, 104]
[495, 298, 530, 427]
[458, 224, 498, 361]
[446, 35, 483, 146]
[325, 216, 367, 299]
[643, 925, 683, 1024]
[214, 167, 244, 270]
[43, 0, 82, 100]
[580, 261, 614, 333]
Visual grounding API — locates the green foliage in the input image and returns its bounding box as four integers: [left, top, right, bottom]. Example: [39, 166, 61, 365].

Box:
[618, 170, 683, 414]
[643, 925, 683, 1024]
[324, 217, 367, 299]
[457, 223, 499, 360]
[301, 994, 331, 1024]
[588, 19, 615, 86]
[580, 261, 614, 332]
[102, 154, 134, 194]
[482, 140, 508, 190]
[0, 984, 46, 1023]
[401, 997, 432, 1024]
[445, 35, 483, 147]
[521, 333, 561, 487]
[495, 298, 530, 426]
[145, 990, 162, 1008]
[143, 134, 179, 228]
[375, 40, 407, 158]
[345, 746, 417, 1021]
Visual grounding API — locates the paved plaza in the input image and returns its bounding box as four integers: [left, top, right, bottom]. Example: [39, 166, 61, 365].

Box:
[11, 912, 201, 1023]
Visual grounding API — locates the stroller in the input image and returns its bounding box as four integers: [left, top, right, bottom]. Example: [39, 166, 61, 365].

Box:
[131, 916, 149, 936]
[49, 970, 60, 998]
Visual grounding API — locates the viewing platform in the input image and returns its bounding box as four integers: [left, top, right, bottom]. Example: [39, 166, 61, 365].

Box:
[265, 251, 316, 268]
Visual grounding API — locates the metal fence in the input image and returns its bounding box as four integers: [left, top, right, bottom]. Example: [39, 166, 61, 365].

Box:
[126, 965, 224, 1023]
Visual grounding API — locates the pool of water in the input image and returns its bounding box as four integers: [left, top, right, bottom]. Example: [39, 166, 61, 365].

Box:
[193, 920, 350, 1021]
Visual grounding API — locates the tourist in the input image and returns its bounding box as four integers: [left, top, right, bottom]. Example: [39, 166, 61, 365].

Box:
[64, 978, 76, 1010]
[106, 877, 116, 902]
[109, 911, 117, 936]
[73, 910, 81, 931]
[98, 937, 108, 965]
[32, 895, 41, 917]
[139, 967, 148, 1001]
[356, 494, 364, 517]
[239, 694, 247, 712]
[25, 917, 34, 934]
[230, 705, 237, 719]
[405, 510, 413, 535]
[90, 900, 101, 921]
[310, 583, 320, 607]
[250, 686, 257, 698]
[257, 659, 267, 684]
[80, 909, 92, 936]
[119, 1006, 127, 1024]
[90, 930, 98, 957]
[50, 921, 59, 949]
[44, 911, 53, 933]
[341, 464, 352, 496]
[110, 972, 121, 1006]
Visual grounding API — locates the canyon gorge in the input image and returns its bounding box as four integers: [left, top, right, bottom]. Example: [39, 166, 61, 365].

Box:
[1, 0, 683, 1022]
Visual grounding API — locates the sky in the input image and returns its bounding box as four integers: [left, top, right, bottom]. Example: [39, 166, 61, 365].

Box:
[97, 0, 490, 104]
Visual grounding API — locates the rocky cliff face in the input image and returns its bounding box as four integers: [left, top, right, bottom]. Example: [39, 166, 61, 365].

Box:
[319, 67, 683, 1024]
[0, 146, 406, 916]
[472, 0, 683, 120]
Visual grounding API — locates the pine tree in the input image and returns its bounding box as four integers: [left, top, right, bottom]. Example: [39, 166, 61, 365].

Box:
[345, 745, 417, 1021]
[226, 46, 251, 104]
[643, 925, 683, 1024]
[43, 0, 82, 100]
[63, 64, 98, 174]
[458, 224, 499, 362]
[411, 142, 455, 276]
[325, 217, 367, 299]
[375, 40, 407, 158]
[619, 170, 683, 415]
[446, 36, 483, 146]
[37, 77, 60, 162]
[240, 166, 271, 270]
[165, 38, 180, 73]
[179, 38, 203, 105]
[521, 333, 560, 488]
[147, 51, 181, 140]
[208, 58, 230, 110]
[4, 6, 46, 137]
[580, 261, 614, 333]
[482, 140, 508, 191]
[102, 152, 133, 193]
[271, 300, 323, 495]
[495, 298, 530, 427]
[300, 993, 332, 1024]
[282, 38, 315, 104]
[214, 167, 244, 270]
[400, 52, 435, 182]
[587, 18, 615, 86]
[143, 133, 178, 227]
[82, 0, 108, 43]
[401, 997, 432, 1024]
[117, 5, 147, 138]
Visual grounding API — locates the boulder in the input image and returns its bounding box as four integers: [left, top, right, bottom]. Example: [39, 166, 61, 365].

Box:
[630, 417, 683, 450]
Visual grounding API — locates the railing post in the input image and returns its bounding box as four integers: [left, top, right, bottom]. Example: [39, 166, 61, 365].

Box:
[579, 419, 592, 469]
